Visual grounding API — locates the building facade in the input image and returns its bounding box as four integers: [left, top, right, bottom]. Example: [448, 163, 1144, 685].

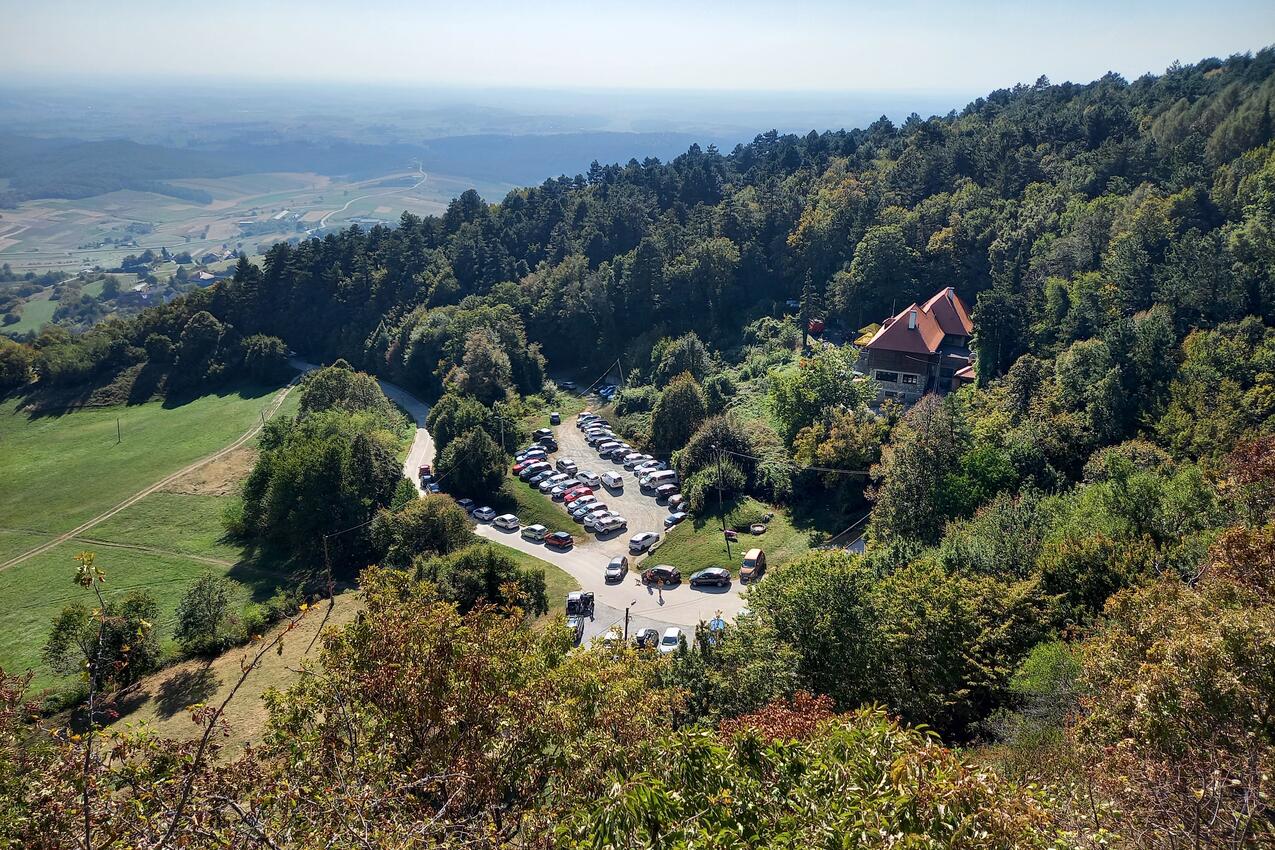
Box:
[857, 287, 976, 404]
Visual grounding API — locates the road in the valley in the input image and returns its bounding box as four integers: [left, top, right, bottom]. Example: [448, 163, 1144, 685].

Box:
[315, 166, 428, 230]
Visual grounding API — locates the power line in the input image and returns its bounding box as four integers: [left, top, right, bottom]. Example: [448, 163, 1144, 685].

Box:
[717, 447, 872, 478]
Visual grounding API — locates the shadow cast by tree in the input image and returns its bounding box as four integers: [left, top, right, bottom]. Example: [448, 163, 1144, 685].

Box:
[155, 665, 220, 719]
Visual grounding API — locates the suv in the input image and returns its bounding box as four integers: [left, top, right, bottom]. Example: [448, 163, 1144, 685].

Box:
[555, 457, 578, 474]
[642, 565, 680, 585]
[605, 555, 629, 582]
[576, 470, 601, 488]
[601, 471, 624, 490]
[628, 531, 659, 553]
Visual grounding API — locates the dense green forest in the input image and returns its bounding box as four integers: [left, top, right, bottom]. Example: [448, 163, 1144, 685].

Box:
[3, 50, 1275, 847]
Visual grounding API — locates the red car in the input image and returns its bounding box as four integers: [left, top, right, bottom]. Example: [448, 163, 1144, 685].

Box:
[563, 487, 593, 503]
[512, 458, 537, 474]
[544, 531, 574, 549]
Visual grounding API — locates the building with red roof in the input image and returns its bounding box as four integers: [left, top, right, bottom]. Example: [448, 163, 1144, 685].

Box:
[858, 286, 974, 403]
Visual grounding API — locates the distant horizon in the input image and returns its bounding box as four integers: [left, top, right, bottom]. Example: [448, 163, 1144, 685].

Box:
[2, 0, 1272, 94]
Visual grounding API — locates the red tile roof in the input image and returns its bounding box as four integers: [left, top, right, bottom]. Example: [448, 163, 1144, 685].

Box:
[864, 303, 945, 354]
[921, 286, 973, 337]
[864, 287, 972, 355]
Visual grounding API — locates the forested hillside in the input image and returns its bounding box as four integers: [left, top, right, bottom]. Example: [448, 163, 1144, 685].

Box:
[3, 50, 1275, 847]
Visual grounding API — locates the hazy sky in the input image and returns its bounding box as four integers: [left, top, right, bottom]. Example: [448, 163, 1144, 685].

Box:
[1, 0, 1273, 93]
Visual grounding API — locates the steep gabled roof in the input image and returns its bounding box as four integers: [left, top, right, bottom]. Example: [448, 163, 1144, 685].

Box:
[864, 303, 945, 355]
[921, 286, 973, 337]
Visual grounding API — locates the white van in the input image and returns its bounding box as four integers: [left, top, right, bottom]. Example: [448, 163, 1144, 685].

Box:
[640, 469, 679, 491]
[601, 471, 623, 490]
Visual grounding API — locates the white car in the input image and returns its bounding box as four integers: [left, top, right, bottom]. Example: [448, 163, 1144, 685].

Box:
[492, 513, 519, 530]
[658, 627, 683, 655]
[605, 555, 629, 582]
[601, 471, 624, 490]
[598, 514, 627, 533]
[576, 470, 601, 488]
[539, 473, 570, 493]
[583, 510, 613, 531]
[629, 531, 659, 553]
[521, 524, 547, 541]
[473, 506, 496, 522]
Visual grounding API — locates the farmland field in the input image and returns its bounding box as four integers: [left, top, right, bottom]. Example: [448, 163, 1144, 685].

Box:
[0, 169, 515, 276]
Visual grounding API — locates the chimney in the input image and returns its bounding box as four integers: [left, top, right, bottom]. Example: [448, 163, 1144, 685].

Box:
[946, 286, 955, 304]
[907, 309, 918, 330]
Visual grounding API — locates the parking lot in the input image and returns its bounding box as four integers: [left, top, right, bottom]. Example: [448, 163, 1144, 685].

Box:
[473, 408, 748, 640]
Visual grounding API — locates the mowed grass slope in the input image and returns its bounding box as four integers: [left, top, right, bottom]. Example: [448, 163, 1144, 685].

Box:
[652, 497, 816, 576]
[0, 384, 294, 535]
[0, 382, 301, 691]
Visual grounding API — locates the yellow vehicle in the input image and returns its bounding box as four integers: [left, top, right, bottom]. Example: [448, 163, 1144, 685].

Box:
[741, 548, 767, 583]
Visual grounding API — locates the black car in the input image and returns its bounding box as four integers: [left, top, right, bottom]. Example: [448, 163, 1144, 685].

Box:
[689, 567, 731, 588]
[456, 498, 475, 513]
[533, 427, 554, 440]
[633, 627, 659, 649]
[549, 412, 561, 425]
[641, 565, 681, 586]
[538, 438, 558, 452]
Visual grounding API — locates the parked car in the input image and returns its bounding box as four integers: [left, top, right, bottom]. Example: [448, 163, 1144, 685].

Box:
[640, 470, 679, 490]
[623, 453, 653, 470]
[571, 500, 605, 521]
[426, 481, 441, 493]
[576, 470, 601, 488]
[521, 524, 547, 541]
[608, 444, 634, 461]
[566, 590, 595, 616]
[629, 532, 660, 553]
[635, 460, 667, 475]
[519, 462, 551, 481]
[633, 627, 659, 649]
[583, 510, 613, 531]
[596, 441, 621, 457]
[517, 448, 547, 462]
[601, 471, 624, 490]
[667, 494, 686, 511]
[539, 473, 570, 493]
[605, 556, 629, 582]
[456, 498, 475, 513]
[642, 565, 681, 586]
[537, 437, 558, 452]
[528, 469, 554, 485]
[563, 487, 594, 503]
[565, 615, 585, 645]
[549, 411, 561, 425]
[493, 513, 519, 530]
[545, 531, 574, 549]
[560, 381, 577, 391]
[418, 463, 432, 479]
[555, 458, 578, 473]
[655, 483, 681, 500]
[664, 511, 688, 528]
[472, 506, 496, 522]
[550, 482, 577, 500]
[577, 412, 598, 428]
[690, 567, 731, 588]
[512, 458, 537, 474]
[598, 514, 627, 533]
[533, 427, 554, 441]
[740, 548, 767, 583]
[658, 627, 683, 654]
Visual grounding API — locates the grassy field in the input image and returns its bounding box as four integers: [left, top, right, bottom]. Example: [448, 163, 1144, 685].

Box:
[0, 380, 302, 692]
[7, 291, 56, 335]
[0, 384, 292, 535]
[108, 590, 364, 758]
[651, 497, 816, 576]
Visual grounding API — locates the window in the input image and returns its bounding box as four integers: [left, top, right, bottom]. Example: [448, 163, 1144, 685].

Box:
[875, 370, 899, 383]
[901, 374, 919, 386]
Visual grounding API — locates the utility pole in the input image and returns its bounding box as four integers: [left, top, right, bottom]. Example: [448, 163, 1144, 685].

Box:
[116, 418, 121, 444]
[624, 601, 635, 641]
[713, 444, 731, 561]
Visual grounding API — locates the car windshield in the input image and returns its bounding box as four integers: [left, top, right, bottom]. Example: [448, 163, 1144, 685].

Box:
[661, 634, 678, 645]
